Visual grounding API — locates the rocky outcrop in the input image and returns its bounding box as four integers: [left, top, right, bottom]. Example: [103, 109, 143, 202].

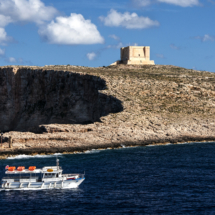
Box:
[0, 67, 123, 131]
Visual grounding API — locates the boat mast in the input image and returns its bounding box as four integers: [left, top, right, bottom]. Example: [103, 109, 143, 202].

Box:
[56, 156, 59, 170]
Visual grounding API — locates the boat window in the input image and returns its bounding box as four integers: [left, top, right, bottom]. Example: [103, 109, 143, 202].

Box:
[44, 173, 56, 178]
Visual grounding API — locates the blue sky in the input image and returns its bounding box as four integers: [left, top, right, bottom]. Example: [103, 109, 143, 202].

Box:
[0, 0, 214, 72]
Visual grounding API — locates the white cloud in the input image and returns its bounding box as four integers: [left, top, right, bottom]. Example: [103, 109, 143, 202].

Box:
[38, 13, 104, 45]
[8, 57, 16, 63]
[0, 28, 12, 45]
[107, 42, 138, 49]
[87, 52, 96, 60]
[132, 0, 151, 6]
[156, 54, 165, 59]
[0, 15, 13, 27]
[109, 34, 120, 41]
[107, 42, 124, 49]
[0, 0, 58, 25]
[0, 0, 58, 45]
[202, 34, 215, 42]
[194, 34, 215, 42]
[0, 48, 5, 56]
[208, 0, 215, 4]
[170, 43, 180, 50]
[157, 0, 200, 7]
[132, 0, 200, 7]
[99, 9, 159, 29]
[0, 0, 104, 46]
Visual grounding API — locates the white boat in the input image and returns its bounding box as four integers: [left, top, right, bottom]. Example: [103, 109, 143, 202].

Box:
[1, 158, 85, 190]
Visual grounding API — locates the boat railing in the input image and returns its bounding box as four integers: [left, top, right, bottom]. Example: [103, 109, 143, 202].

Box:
[2, 176, 39, 179]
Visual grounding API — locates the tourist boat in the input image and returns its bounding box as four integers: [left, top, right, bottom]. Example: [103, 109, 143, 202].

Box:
[1, 158, 85, 190]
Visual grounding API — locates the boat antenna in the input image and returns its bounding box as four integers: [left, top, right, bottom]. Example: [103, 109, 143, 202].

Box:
[56, 155, 59, 170]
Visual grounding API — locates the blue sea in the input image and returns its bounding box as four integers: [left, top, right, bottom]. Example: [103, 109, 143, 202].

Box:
[1, 142, 215, 214]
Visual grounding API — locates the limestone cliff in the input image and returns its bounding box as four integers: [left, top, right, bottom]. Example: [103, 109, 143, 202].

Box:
[1, 64, 215, 158]
[0, 67, 123, 131]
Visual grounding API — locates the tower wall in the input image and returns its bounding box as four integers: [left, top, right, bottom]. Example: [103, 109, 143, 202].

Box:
[110, 46, 155, 66]
[122, 46, 154, 65]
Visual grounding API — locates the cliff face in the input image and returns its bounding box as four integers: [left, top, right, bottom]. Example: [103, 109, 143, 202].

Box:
[0, 67, 123, 131]
[1, 65, 215, 158]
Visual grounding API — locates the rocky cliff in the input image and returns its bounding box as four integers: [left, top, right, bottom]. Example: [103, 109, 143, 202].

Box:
[1, 64, 215, 158]
[0, 67, 123, 131]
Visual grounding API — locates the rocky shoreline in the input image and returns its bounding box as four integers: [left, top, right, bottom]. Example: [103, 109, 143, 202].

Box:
[1, 64, 215, 159]
[1, 126, 215, 159]
[1, 138, 215, 159]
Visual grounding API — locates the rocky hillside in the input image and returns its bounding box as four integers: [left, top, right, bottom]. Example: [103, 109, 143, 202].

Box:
[1, 64, 215, 158]
[44, 64, 215, 125]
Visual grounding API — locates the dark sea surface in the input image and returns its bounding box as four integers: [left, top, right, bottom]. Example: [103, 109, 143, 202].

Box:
[1, 142, 215, 214]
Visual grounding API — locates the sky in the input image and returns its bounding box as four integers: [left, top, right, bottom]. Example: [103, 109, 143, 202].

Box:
[0, 0, 214, 72]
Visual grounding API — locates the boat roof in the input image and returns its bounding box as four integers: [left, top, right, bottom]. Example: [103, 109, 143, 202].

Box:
[5, 166, 62, 174]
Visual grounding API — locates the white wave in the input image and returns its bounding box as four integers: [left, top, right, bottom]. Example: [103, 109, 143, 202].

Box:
[84, 149, 101, 154]
[176, 142, 188, 145]
[119, 145, 138, 149]
[7, 153, 62, 160]
[146, 143, 173, 147]
[177, 142, 211, 145]
[176, 142, 204, 145]
[74, 149, 101, 154]
[164, 143, 172, 146]
[146, 142, 206, 147]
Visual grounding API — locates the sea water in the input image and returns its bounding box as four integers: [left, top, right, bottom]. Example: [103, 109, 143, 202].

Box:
[1, 142, 215, 214]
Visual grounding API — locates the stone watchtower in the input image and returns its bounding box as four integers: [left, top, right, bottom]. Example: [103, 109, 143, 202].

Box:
[111, 46, 155, 65]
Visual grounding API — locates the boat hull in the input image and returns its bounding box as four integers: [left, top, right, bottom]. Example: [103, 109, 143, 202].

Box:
[1, 179, 85, 190]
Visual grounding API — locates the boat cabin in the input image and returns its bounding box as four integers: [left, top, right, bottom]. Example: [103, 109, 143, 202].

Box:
[3, 166, 63, 183]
